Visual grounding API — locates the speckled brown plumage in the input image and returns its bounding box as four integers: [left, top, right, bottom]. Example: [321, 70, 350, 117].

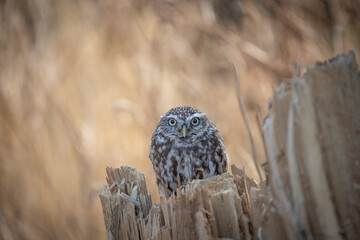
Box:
[149, 106, 229, 197]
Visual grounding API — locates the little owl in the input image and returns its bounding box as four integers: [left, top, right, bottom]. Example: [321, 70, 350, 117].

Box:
[149, 106, 228, 197]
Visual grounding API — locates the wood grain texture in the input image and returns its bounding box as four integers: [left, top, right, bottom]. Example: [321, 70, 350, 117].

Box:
[99, 52, 360, 240]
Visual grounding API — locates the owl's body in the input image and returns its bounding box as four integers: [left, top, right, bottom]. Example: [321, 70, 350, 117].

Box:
[149, 106, 228, 197]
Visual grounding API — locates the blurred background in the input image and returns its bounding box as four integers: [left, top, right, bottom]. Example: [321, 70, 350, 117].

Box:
[0, 0, 359, 239]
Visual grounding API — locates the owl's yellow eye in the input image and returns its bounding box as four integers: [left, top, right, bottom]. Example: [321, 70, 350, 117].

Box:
[191, 117, 200, 126]
[168, 118, 177, 126]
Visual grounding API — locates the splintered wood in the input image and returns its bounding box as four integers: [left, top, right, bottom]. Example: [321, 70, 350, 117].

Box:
[100, 165, 258, 240]
[262, 51, 360, 239]
[99, 52, 360, 240]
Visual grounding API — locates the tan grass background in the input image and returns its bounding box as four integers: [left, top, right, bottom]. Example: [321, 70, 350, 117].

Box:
[0, 0, 359, 239]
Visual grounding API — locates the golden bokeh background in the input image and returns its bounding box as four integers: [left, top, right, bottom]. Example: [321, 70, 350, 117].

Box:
[0, 0, 359, 239]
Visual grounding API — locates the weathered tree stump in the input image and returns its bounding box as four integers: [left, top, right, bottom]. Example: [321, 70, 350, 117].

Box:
[100, 51, 360, 240]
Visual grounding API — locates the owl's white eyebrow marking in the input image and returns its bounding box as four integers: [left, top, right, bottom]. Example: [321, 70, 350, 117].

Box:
[186, 113, 206, 121]
[166, 115, 181, 121]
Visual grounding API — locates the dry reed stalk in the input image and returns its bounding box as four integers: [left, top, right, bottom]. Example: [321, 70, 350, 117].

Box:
[231, 63, 264, 183]
[99, 52, 360, 240]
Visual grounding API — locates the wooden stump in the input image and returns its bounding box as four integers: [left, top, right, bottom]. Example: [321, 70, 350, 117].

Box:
[99, 165, 258, 240]
[99, 51, 360, 240]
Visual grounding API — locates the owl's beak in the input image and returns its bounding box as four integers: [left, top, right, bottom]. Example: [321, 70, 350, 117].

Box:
[181, 125, 188, 137]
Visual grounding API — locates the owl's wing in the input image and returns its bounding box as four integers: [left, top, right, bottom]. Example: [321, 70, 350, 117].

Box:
[214, 131, 229, 173]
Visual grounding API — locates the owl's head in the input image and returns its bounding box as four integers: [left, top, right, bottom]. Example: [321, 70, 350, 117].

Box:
[153, 106, 214, 146]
